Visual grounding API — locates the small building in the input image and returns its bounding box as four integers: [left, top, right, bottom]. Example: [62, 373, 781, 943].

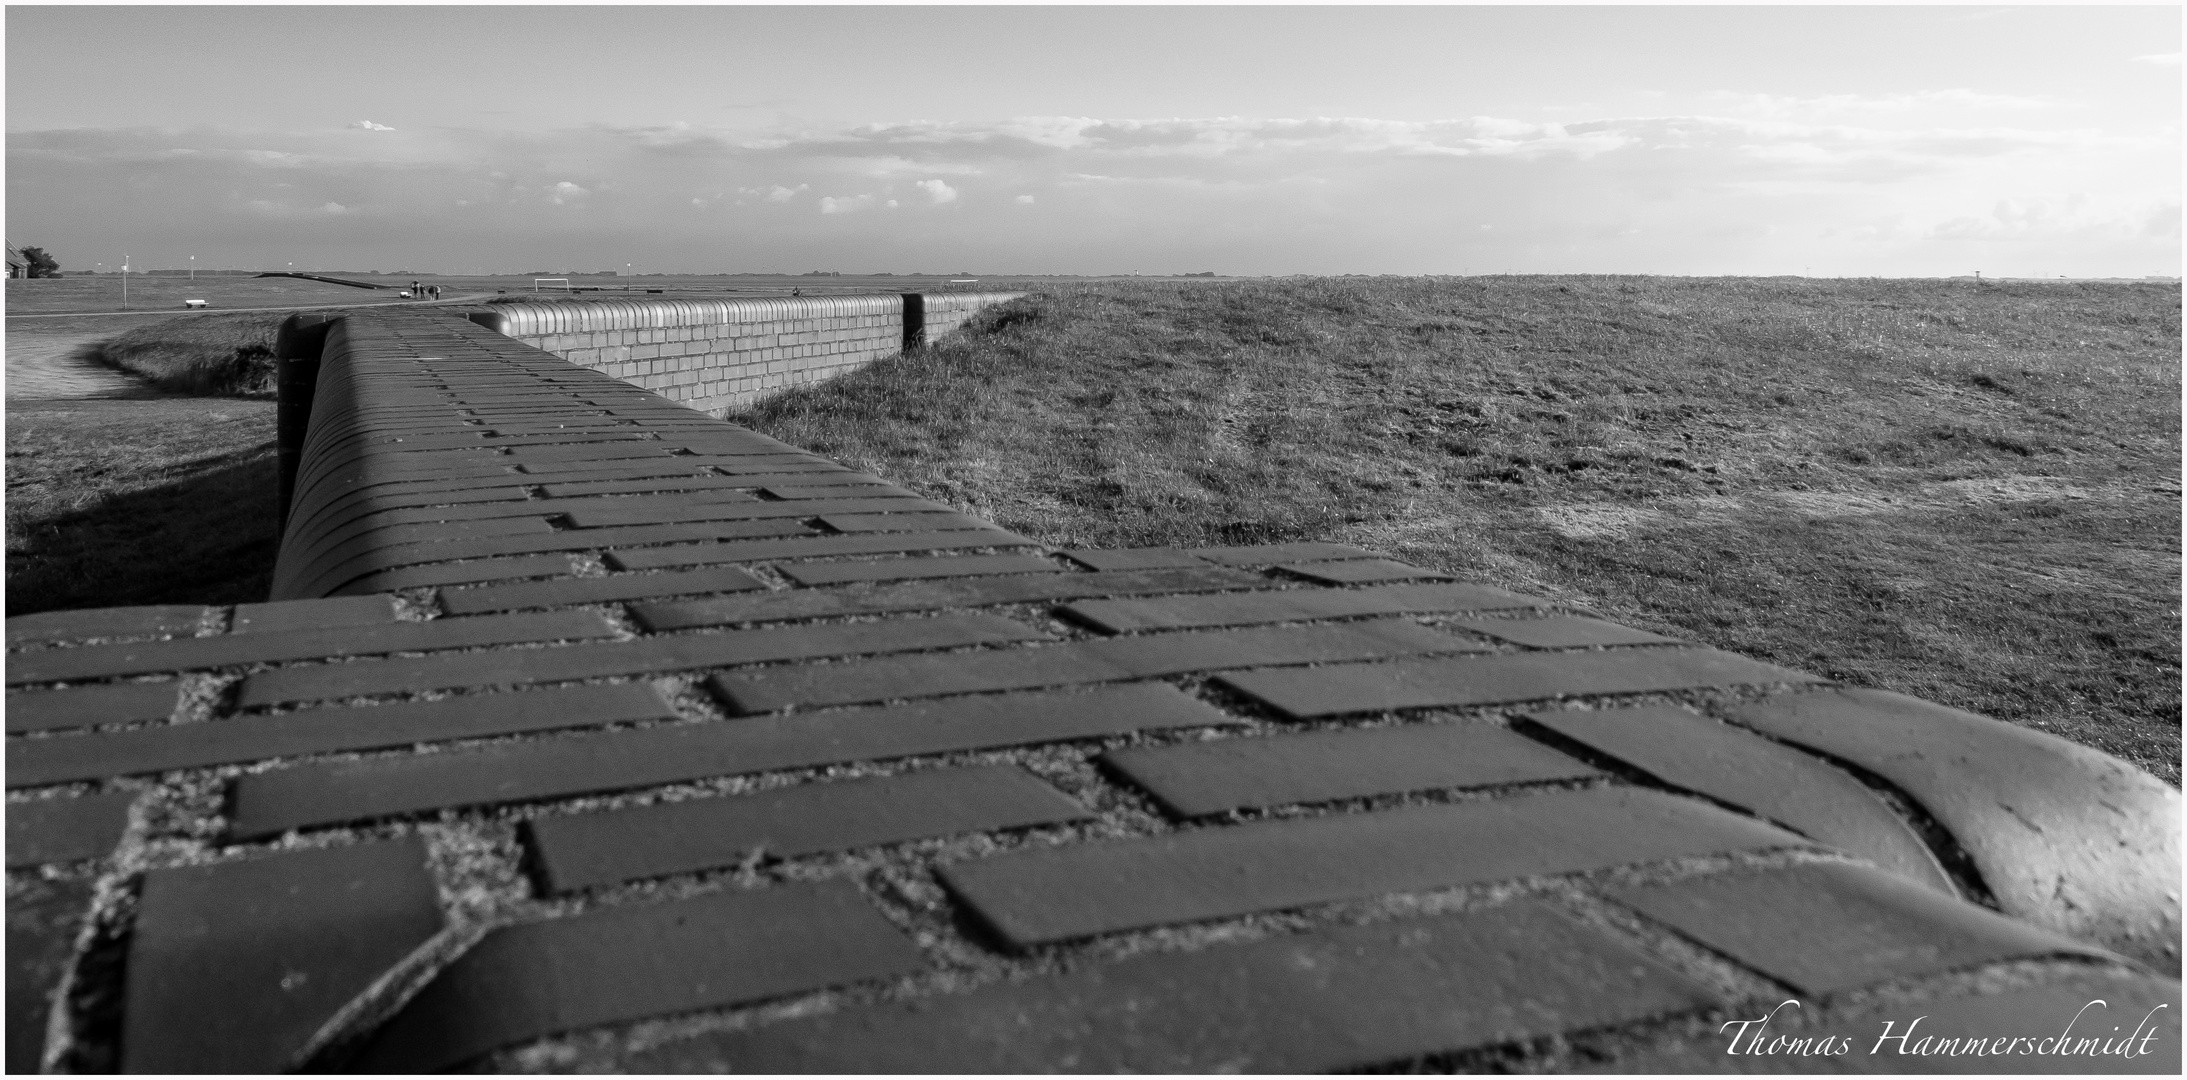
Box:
[5, 244, 26, 279]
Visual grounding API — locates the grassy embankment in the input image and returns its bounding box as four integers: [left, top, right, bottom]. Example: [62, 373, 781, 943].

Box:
[90, 311, 287, 395]
[735, 277, 2183, 784]
[6, 312, 291, 614]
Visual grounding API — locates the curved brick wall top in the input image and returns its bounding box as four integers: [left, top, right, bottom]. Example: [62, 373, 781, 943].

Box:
[4, 308, 2179, 1072]
[473, 293, 909, 337]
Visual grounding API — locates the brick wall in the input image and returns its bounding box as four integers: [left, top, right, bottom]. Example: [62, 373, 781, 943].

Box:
[472, 292, 1023, 415]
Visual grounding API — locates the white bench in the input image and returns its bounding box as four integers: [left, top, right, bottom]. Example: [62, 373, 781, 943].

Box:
[183, 299, 208, 309]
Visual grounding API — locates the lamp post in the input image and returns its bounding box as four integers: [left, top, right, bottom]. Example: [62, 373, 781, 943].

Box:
[190, 255, 195, 282]
[121, 254, 128, 308]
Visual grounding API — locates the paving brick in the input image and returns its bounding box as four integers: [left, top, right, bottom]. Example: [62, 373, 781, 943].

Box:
[1727, 689, 2182, 967]
[779, 553, 1060, 587]
[6, 609, 619, 685]
[6, 680, 179, 733]
[1615, 862, 2113, 995]
[121, 838, 444, 1073]
[559, 494, 943, 529]
[439, 567, 768, 614]
[1447, 614, 1684, 649]
[1103, 721, 1599, 817]
[7, 879, 93, 1074]
[229, 594, 401, 635]
[639, 901, 1715, 1073]
[1602, 973, 2180, 1074]
[235, 613, 1042, 708]
[299, 520, 821, 596]
[528, 765, 1091, 893]
[351, 880, 925, 1073]
[1060, 581, 1541, 633]
[940, 786, 1803, 947]
[5, 791, 134, 865]
[717, 618, 1473, 714]
[8, 683, 677, 787]
[817, 511, 995, 534]
[230, 684, 1229, 837]
[1060, 548, 1211, 572]
[538, 475, 769, 498]
[1277, 558, 1454, 585]
[637, 565, 1267, 631]
[606, 527, 1038, 571]
[338, 552, 580, 594]
[1524, 706, 1957, 896]
[1193, 542, 1383, 566]
[6, 605, 207, 648]
[1218, 648, 1825, 720]
[764, 483, 921, 500]
[503, 443, 678, 464]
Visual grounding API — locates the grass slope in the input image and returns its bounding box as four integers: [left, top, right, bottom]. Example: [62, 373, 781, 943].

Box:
[6, 399, 280, 614]
[735, 276, 2182, 783]
[92, 312, 293, 396]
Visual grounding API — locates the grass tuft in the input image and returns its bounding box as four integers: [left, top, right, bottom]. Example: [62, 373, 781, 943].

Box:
[734, 276, 2182, 783]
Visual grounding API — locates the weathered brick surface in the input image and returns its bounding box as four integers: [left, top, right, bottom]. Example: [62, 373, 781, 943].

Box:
[1101, 721, 1599, 817]
[1218, 647, 1824, 719]
[438, 566, 767, 614]
[350, 880, 925, 1072]
[776, 551, 1059, 586]
[604, 526, 1037, 571]
[1728, 689, 2182, 966]
[527, 764, 1090, 893]
[6, 604, 207, 647]
[940, 787, 1804, 946]
[7, 879, 93, 1073]
[9, 682, 677, 787]
[636, 564, 1264, 631]
[122, 839, 444, 1072]
[1057, 580, 1542, 633]
[715, 618, 1478, 714]
[7, 608, 620, 685]
[1526, 706, 1958, 896]
[235, 611, 1042, 706]
[229, 683, 1230, 837]
[6, 680, 179, 733]
[648, 902, 1715, 1073]
[1614, 862, 2113, 995]
[21, 307, 2173, 1072]
[5, 790, 135, 866]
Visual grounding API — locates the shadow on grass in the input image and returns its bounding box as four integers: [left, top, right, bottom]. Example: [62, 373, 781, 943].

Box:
[5, 450, 279, 615]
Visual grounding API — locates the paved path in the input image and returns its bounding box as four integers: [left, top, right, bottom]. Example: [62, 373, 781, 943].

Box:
[4, 310, 2178, 1073]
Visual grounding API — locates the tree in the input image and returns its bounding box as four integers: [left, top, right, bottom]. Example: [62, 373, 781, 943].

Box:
[21, 247, 61, 278]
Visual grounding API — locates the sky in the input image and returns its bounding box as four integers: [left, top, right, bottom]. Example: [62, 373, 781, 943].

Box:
[5, 4, 2180, 277]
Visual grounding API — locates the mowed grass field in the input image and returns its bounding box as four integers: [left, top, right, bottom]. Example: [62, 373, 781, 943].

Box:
[735, 276, 2183, 783]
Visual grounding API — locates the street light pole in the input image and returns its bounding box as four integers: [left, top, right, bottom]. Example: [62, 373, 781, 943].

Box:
[121, 254, 128, 308]
[190, 255, 195, 282]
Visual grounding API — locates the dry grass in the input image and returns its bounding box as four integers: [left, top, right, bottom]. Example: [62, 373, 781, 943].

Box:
[735, 276, 2182, 783]
[87, 312, 294, 396]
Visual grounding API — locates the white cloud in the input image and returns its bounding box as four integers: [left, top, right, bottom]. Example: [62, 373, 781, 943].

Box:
[352, 120, 395, 131]
[886, 199, 900, 209]
[550, 181, 588, 204]
[1015, 194, 1035, 204]
[2132, 52, 2181, 66]
[321, 201, 349, 214]
[819, 193, 876, 214]
[918, 179, 959, 204]
[766, 184, 806, 202]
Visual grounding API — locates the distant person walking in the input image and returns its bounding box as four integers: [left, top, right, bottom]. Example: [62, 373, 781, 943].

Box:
[429, 284, 440, 301]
